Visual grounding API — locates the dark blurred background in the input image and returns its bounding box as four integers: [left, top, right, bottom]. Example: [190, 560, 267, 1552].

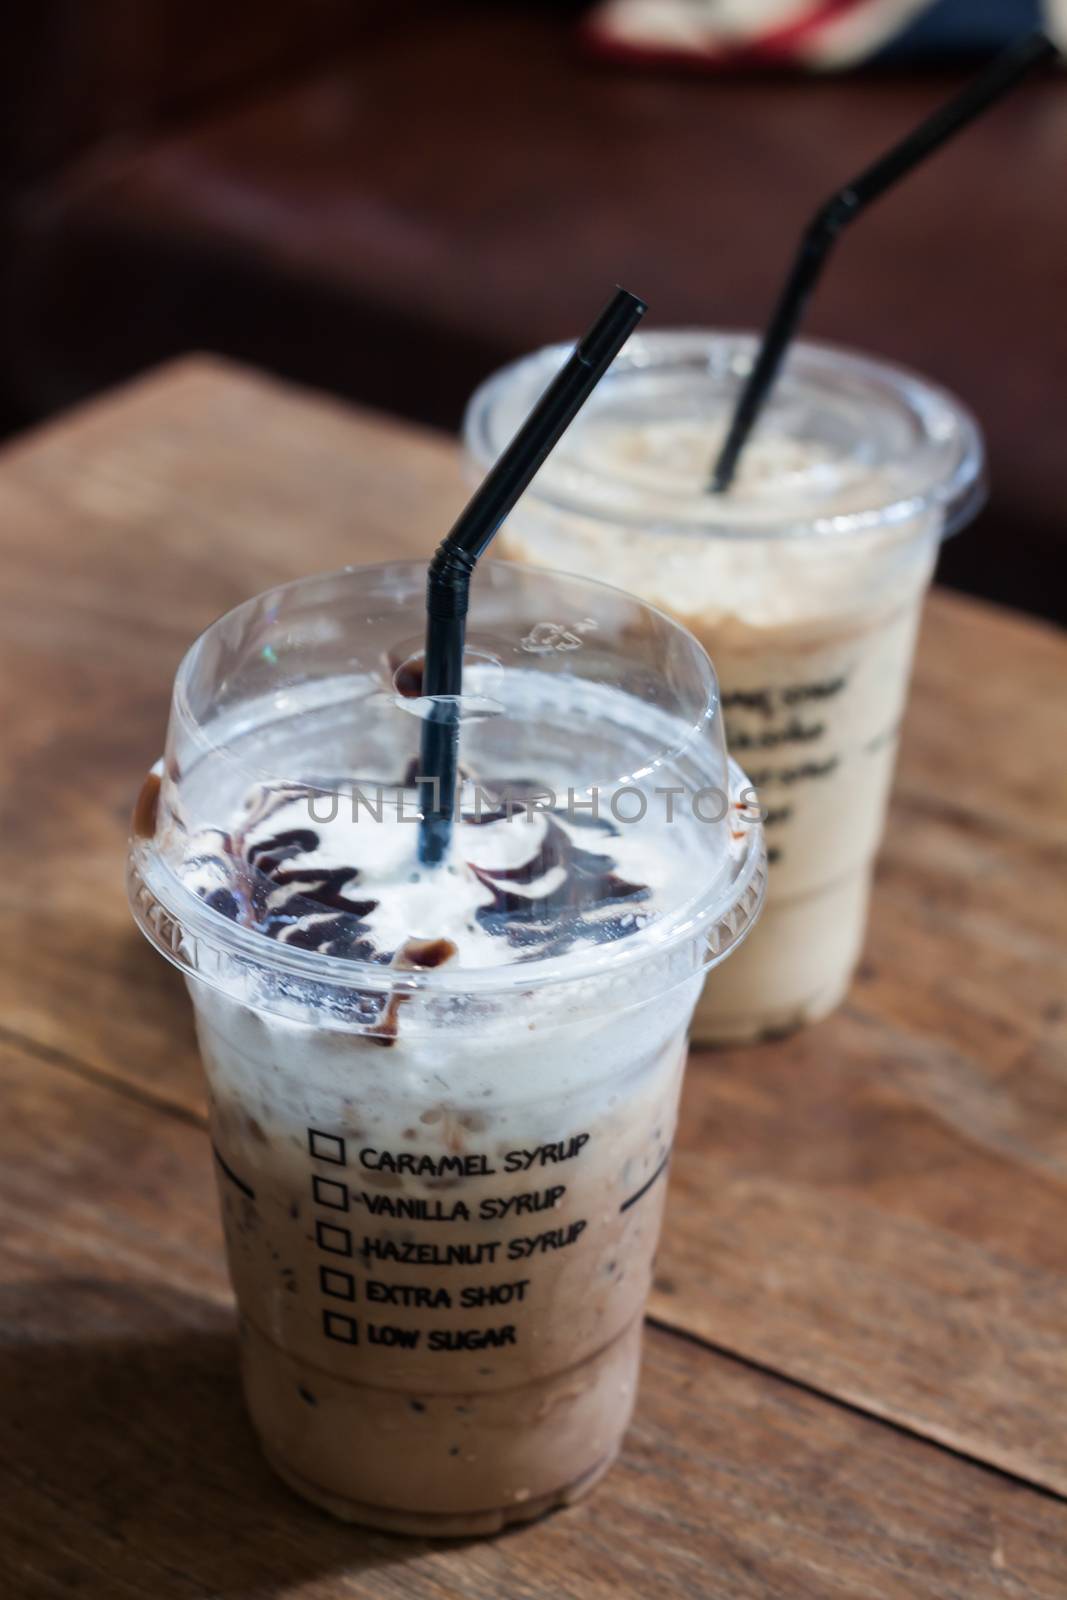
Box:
[2, 0, 1064, 621]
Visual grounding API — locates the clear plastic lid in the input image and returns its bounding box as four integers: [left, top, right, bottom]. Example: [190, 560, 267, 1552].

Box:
[128, 562, 765, 1026]
[466, 331, 986, 542]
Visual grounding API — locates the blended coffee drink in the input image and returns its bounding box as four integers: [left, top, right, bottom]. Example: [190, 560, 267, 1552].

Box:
[466, 333, 985, 1042]
[128, 560, 764, 1534]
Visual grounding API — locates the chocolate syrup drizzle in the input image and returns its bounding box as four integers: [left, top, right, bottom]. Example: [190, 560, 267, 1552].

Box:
[189, 778, 650, 1036]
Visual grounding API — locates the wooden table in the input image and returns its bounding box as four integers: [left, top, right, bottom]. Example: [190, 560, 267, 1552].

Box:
[2, 358, 1065, 1598]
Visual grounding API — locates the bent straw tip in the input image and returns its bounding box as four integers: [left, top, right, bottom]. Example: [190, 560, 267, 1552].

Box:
[577, 287, 648, 368]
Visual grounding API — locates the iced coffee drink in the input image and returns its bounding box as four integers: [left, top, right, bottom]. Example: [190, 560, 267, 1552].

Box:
[128, 561, 764, 1533]
[466, 334, 985, 1042]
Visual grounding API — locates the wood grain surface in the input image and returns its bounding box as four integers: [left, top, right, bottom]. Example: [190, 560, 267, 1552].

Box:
[1, 357, 1065, 1593]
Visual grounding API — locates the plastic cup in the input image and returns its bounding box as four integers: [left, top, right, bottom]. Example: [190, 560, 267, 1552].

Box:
[127, 560, 764, 1535]
[465, 333, 985, 1043]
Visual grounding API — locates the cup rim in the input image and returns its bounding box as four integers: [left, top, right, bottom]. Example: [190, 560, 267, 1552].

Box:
[464, 328, 987, 544]
[129, 561, 767, 1010]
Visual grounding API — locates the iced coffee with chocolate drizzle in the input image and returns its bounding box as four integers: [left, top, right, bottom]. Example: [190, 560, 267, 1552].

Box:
[127, 561, 764, 1533]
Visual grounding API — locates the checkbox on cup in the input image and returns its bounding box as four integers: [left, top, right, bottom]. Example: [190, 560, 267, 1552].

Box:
[312, 1176, 349, 1211]
[308, 1129, 346, 1165]
[322, 1311, 359, 1345]
[319, 1266, 356, 1301]
[315, 1221, 353, 1257]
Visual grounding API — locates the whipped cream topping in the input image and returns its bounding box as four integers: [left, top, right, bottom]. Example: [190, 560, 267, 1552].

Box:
[501, 419, 934, 634]
[574, 418, 855, 507]
[181, 777, 672, 978]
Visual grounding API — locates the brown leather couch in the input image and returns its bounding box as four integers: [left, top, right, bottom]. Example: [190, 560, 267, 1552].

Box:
[3, 1, 1063, 619]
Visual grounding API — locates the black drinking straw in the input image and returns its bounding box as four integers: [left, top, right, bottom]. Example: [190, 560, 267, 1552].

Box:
[417, 286, 647, 865]
[710, 30, 1058, 494]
